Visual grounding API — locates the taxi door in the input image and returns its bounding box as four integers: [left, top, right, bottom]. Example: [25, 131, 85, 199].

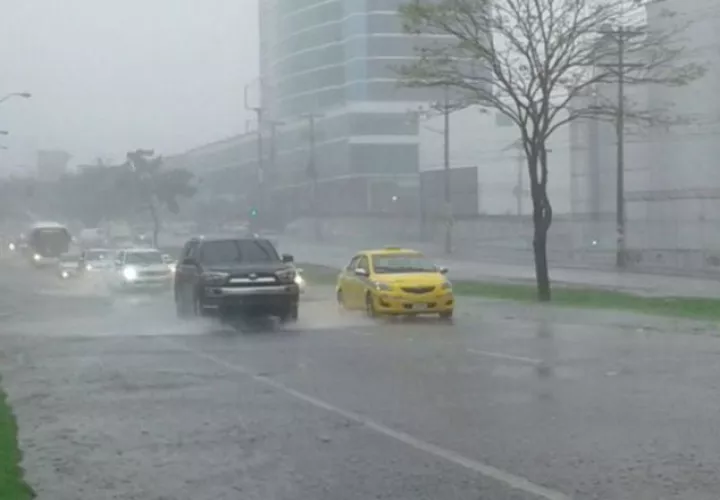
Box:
[349, 255, 372, 308]
[340, 255, 362, 308]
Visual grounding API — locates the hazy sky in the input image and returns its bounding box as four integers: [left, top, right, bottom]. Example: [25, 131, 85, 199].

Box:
[0, 0, 258, 171]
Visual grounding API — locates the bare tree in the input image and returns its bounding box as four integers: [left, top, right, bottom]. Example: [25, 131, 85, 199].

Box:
[399, 0, 704, 301]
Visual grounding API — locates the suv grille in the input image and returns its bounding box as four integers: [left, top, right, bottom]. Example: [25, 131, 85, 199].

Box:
[402, 286, 435, 294]
[227, 272, 278, 286]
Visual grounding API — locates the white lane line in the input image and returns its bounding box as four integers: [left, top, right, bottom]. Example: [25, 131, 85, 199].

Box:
[166, 339, 571, 500]
[467, 348, 542, 365]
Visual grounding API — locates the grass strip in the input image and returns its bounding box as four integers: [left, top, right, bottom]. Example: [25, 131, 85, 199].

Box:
[0, 381, 34, 500]
[298, 263, 720, 322]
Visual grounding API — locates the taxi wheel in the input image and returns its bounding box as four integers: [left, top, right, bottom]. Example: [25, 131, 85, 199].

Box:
[365, 293, 378, 318]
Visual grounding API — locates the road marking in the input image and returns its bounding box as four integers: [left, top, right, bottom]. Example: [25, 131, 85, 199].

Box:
[167, 340, 571, 500]
[467, 348, 542, 365]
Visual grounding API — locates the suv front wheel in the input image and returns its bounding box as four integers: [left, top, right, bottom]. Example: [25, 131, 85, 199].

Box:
[279, 303, 299, 324]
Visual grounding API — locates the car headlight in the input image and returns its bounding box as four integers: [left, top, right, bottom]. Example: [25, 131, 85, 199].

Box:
[8, 243, 15, 251]
[122, 266, 138, 281]
[373, 282, 392, 291]
[86, 264, 93, 271]
[33, 253, 41, 261]
[441, 281, 452, 290]
[294, 273, 305, 286]
[61, 270, 69, 279]
[201, 272, 229, 285]
[275, 268, 296, 284]
[168, 263, 176, 273]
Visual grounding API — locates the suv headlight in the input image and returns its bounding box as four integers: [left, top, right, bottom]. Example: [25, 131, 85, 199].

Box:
[201, 272, 229, 285]
[275, 268, 296, 284]
[123, 266, 138, 281]
[373, 282, 392, 291]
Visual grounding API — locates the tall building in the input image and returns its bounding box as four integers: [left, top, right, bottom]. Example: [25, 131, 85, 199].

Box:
[258, 0, 452, 212]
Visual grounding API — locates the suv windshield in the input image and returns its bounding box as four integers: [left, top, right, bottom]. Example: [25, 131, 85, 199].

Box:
[125, 251, 163, 265]
[201, 239, 278, 265]
[372, 254, 437, 274]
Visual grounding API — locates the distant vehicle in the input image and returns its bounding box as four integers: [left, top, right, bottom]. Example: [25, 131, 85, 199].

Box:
[57, 251, 82, 279]
[109, 247, 173, 291]
[78, 248, 114, 273]
[26, 222, 72, 266]
[173, 236, 299, 323]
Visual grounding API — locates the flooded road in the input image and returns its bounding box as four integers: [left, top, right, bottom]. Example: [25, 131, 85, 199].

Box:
[2, 260, 720, 499]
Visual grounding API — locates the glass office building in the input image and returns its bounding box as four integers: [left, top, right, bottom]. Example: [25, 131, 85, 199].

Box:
[258, 0, 447, 204]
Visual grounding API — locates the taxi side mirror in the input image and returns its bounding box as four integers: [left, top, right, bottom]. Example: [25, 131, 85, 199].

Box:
[355, 268, 369, 277]
[439, 267, 449, 274]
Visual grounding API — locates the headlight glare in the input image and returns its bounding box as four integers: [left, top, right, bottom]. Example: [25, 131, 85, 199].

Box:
[123, 266, 138, 281]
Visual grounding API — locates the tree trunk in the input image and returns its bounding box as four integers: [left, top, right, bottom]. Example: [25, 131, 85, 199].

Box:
[532, 214, 551, 301]
[528, 148, 553, 302]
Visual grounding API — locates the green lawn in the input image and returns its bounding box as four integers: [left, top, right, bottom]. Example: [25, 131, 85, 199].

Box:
[0, 383, 33, 500]
[298, 263, 720, 322]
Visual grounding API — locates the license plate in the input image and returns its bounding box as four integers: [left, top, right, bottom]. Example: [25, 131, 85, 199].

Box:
[412, 304, 428, 310]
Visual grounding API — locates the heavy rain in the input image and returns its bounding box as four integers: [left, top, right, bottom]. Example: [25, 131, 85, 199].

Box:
[1, 1, 720, 499]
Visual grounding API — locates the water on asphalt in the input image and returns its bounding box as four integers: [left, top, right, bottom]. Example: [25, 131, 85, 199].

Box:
[2, 260, 720, 499]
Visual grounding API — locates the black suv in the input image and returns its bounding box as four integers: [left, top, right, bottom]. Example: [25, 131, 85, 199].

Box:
[174, 236, 299, 322]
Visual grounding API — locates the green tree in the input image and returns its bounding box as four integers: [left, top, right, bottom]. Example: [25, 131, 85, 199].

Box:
[124, 149, 196, 246]
[399, 0, 703, 300]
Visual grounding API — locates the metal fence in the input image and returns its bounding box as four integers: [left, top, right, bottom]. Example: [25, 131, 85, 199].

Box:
[284, 214, 720, 277]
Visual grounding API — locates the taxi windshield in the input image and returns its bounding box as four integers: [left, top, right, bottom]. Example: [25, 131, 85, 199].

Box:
[372, 254, 437, 274]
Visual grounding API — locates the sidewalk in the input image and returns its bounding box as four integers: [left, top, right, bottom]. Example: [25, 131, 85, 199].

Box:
[281, 238, 720, 299]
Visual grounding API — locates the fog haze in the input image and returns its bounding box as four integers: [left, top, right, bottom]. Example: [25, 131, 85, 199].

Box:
[0, 0, 258, 170]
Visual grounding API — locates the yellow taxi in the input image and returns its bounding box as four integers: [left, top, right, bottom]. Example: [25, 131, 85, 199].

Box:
[335, 247, 454, 319]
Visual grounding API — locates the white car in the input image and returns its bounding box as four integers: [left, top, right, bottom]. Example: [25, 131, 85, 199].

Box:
[79, 248, 114, 272]
[108, 248, 174, 291]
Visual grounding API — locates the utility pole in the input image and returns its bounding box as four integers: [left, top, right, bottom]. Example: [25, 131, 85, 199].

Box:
[442, 85, 453, 255]
[245, 83, 263, 230]
[303, 113, 323, 241]
[598, 26, 642, 269]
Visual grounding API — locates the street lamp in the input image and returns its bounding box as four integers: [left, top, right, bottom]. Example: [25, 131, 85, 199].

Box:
[0, 92, 31, 104]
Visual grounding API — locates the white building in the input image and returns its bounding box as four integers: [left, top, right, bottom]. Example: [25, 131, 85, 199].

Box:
[418, 106, 572, 216]
[570, 0, 720, 271]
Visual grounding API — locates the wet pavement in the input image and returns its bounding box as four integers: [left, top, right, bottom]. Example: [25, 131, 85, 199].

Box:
[2, 260, 720, 499]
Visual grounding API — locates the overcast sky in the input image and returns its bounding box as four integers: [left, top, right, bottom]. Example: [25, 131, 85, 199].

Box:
[0, 0, 258, 172]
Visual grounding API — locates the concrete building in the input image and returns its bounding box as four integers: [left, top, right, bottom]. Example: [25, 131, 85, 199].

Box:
[569, 0, 720, 271]
[418, 106, 572, 217]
